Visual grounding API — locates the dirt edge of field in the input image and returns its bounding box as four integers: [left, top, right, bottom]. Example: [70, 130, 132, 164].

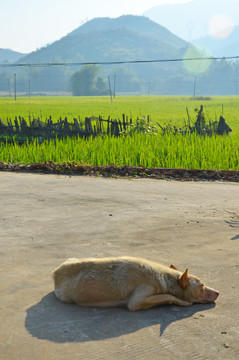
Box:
[1, 161, 239, 182]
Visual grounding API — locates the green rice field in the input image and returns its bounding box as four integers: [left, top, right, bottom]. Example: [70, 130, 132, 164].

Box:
[1, 133, 238, 170]
[0, 96, 239, 170]
[0, 96, 239, 133]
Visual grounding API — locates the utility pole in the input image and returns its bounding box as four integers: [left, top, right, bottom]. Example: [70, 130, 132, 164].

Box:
[28, 80, 31, 98]
[108, 76, 113, 102]
[148, 82, 151, 96]
[113, 75, 116, 98]
[14, 73, 17, 101]
[193, 76, 196, 97]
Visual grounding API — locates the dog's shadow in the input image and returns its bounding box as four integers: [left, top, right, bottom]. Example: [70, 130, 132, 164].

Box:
[25, 292, 215, 343]
[224, 220, 239, 240]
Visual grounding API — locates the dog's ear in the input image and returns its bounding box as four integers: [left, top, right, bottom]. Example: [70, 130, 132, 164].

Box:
[170, 264, 179, 271]
[179, 268, 189, 289]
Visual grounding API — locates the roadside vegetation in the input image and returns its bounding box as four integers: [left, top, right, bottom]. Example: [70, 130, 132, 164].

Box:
[0, 132, 238, 170]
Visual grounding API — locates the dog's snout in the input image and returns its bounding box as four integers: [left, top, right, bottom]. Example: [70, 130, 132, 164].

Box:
[208, 288, 219, 302]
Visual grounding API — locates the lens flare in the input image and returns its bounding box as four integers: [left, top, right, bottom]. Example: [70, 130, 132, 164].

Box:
[208, 13, 234, 39]
[183, 46, 211, 74]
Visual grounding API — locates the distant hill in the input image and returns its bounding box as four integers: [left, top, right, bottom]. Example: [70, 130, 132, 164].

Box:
[0, 48, 26, 63]
[18, 15, 188, 64]
[69, 15, 186, 50]
[11, 15, 190, 95]
[1, 15, 238, 96]
[144, 0, 239, 43]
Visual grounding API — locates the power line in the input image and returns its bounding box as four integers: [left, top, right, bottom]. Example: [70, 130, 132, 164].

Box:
[0, 55, 239, 68]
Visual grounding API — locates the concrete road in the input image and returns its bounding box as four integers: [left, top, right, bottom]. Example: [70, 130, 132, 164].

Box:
[0, 173, 238, 359]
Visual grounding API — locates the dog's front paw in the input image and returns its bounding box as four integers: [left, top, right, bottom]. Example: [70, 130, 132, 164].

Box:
[180, 300, 192, 307]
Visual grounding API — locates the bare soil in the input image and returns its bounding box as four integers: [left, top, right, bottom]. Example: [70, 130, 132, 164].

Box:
[1, 162, 239, 182]
[0, 172, 238, 360]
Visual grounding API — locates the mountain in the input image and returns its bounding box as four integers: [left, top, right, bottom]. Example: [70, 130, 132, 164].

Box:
[144, 0, 239, 43]
[10, 15, 190, 94]
[69, 16, 186, 50]
[18, 15, 188, 64]
[1, 15, 238, 96]
[0, 48, 26, 63]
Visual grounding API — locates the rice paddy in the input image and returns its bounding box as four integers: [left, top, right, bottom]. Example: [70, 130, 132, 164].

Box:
[0, 96, 239, 170]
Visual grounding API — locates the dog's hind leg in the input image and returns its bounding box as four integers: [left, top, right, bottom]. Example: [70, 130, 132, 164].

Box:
[127, 285, 191, 311]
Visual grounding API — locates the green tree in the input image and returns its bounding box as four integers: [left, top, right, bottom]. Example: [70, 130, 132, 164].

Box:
[95, 77, 108, 95]
[70, 65, 107, 96]
[108, 66, 142, 94]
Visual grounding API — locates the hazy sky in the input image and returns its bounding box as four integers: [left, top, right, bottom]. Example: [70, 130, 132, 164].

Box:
[0, 0, 191, 53]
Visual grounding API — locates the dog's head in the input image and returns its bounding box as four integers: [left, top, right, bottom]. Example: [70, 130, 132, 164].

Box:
[170, 265, 219, 304]
[179, 268, 219, 303]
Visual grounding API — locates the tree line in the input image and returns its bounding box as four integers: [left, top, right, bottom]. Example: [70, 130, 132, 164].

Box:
[1, 59, 239, 96]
